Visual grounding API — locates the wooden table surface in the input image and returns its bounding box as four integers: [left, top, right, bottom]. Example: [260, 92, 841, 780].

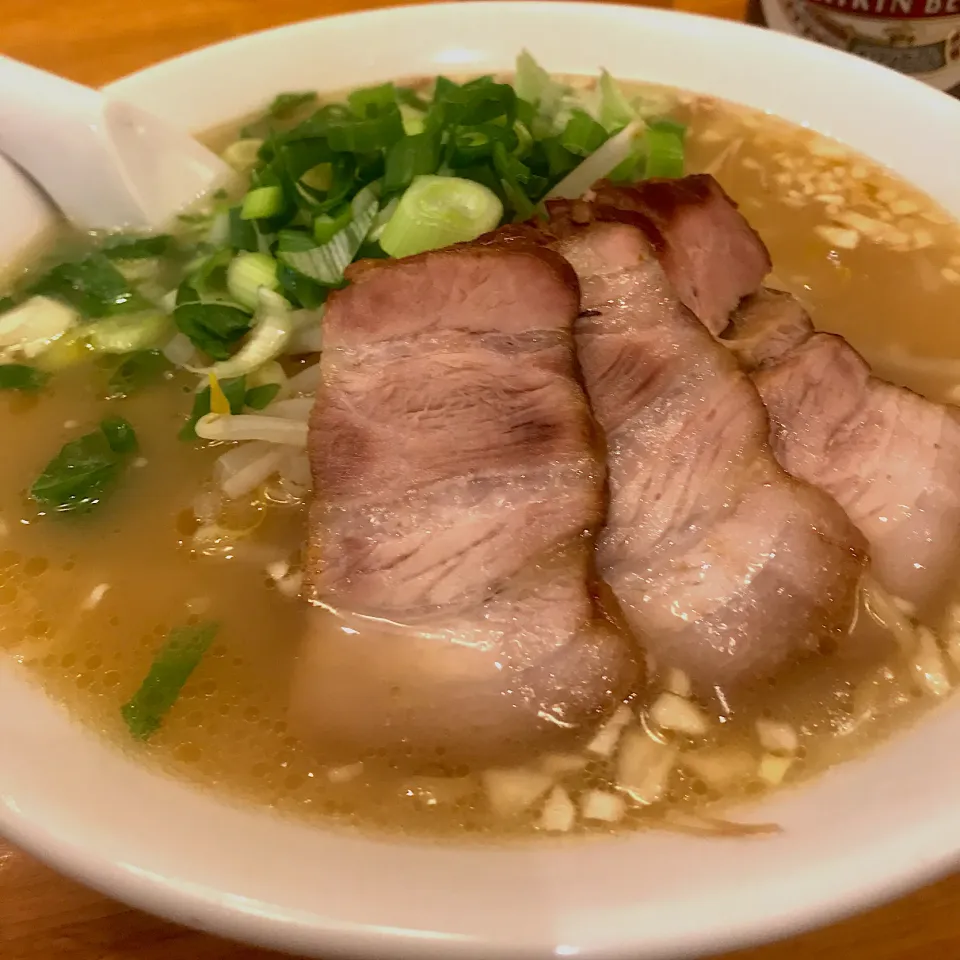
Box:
[1, 1, 958, 957]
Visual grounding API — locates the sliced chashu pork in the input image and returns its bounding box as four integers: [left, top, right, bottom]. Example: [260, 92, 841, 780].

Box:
[502, 175, 769, 336]
[610, 171, 960, 610]
[530, 207, 866, 690]
[291, 240, 636, 765]
[726, 290, 960, 610]
[588, 174, 771, 334]
[594, 173, 960, 609]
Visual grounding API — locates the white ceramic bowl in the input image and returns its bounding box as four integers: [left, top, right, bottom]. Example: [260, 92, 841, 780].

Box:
[3, 4, 960, 958]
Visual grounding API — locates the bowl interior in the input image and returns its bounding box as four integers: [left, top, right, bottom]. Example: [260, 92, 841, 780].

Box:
[3, 5, 960, 959]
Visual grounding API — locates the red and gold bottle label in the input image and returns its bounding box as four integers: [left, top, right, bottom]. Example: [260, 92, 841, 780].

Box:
[757, 0, 960, 91]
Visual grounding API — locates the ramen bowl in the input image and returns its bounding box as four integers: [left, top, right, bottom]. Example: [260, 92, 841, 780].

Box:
[2, 4, 960, 958]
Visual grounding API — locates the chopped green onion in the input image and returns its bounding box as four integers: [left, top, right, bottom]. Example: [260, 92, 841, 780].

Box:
[0, 363, 50, 391]
[492, 144, 537, 221]
[355, 239, 388, 262]
[0, 296, 79, 360]
[644, 122, 686, 179]
[31, 417, 139, 515]
[397, 87, 429, 110]
[648, 116, 687, 138]
[300, 163, 332, 192]
[547, 121, 643, 200]
[446, 124, 516, 168]
[244, 382, 281, 410]
[229, 206, 260, 251]
[100, 415, 139, 454]
[87, 312, 171, 355]
[312, 208, 353, 245]
[29, 254, 149, 319]
[241, 186, 284, 221]
[537, 136, 580, 181]
[597, 70, 639, 133]
[512, 120, 534, 159]
[272, 138, 335, 183]
[434, 76, 517, 127]
[113, 257, 162, 286]
[207, 289, 293, 380]
[514, 50, 567, 114]
[400, 103, 426, 136]
[121, 621, 219, 740]
[379, 175, 503, 259]
[106, 350, 171, 399]
[326, 108, 405, 154]
[608, 141, 646, 183]
[514, 50, 552, 105]
[268, 103, 350, 144]
[277, 184, 379, 284]
[186, 247, 234, 298]
[348, 83, 397, 117]
[226, 252, 279, 311]
[384, 131, 441, 194]
[179, 376, 247, 440]
[276, 265, 329, 310]
[248, 360, 286, 389]
[368, 198, 400, 243]
[268, 91, 318, 119]
[101, 234, 173, 260]
[221, 139, 264, 172]
[561, 110, 609, 158]
[514, 51, 572, 135]
[174, 301, 252, 361]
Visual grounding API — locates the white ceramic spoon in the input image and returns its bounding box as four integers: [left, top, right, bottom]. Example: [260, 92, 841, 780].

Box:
[0, 56, 233, 234]
[0, 155, 57, 269]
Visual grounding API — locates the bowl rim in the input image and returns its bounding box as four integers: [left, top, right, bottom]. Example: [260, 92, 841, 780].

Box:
[4, 4, 960, 959]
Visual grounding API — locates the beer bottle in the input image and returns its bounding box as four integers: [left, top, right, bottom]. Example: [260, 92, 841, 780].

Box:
[746, 0, 960, 96]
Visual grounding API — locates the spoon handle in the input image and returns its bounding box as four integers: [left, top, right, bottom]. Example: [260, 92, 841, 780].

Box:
[0, 55, 230, 233]
[0, 55, 152, 230]
[0, 153, 57, 270]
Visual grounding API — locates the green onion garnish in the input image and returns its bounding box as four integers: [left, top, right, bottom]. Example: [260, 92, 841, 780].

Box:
[105, 350, 172, 399]
[244, 382, 281, 410]
[100, 234, 173, 260]
[173, 300, 252, 361]
[0, 363, 50, 392]
[241, 185, 284, 221]
[28, 254, 150, 320]
[0, 54, 689, 460]
[100, 415, 139, 454]
[645, 122, 686, 179]
[267, 91, 318, 119]
[379, 175, 503, 258]
[86, 311, 171, 355]
[179, 375, 247, 441]
[121, 621, 219, 740]
[226, 252, 280, 311]
[30, 417, 140, 515]
[277, 184, 379, 284]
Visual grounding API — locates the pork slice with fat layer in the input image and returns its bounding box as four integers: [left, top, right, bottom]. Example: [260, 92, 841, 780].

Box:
[727, 291, 960, 609]
[547, 215, 865, 690]
[291, 240, 636, 765]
